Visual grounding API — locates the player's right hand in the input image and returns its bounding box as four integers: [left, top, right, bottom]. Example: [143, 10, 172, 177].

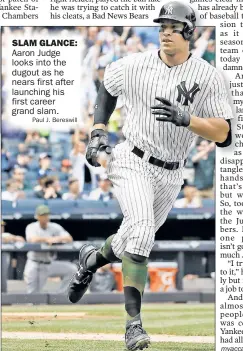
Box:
[86, 129, 111, 167]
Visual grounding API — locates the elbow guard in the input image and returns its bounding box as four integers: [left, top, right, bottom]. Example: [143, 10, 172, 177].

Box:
[94, 82, 118, 125]
[215, 119, 232, 148]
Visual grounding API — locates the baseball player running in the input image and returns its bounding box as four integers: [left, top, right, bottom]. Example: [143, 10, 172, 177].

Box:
[68, 2, 233, 350]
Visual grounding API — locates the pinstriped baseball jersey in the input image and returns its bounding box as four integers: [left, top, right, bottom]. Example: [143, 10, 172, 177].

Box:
[104, 49, 233, 258]
[104, 49, 233, 162]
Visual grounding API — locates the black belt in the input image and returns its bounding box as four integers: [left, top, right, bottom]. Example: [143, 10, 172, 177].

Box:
[132, 146, 185, 170]
[30, 259, 51, 265]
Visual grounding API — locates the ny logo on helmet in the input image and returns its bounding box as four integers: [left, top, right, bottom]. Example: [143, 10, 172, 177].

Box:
[164, 5, 173, 15]
[177, 81, 200, 106]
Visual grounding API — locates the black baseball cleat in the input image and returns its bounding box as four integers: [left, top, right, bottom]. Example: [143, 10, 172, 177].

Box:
[68, 244, 97, 303]
[125, 323, 151, 350]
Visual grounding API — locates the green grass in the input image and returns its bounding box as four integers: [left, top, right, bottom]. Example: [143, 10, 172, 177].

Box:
[2, 304, 214, 336]
[2, 339, 215, 351]
[2, 303, 214, 314]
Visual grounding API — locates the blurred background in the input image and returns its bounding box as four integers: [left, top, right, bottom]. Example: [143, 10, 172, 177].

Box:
[1, 26, 216, 302]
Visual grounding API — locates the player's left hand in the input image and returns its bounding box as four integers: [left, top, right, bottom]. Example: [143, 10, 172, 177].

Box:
[151, 97, 191, 127]
[86, 129, 112, 167]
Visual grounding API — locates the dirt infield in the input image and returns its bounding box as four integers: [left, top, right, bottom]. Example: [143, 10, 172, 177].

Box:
[2, 332, 214, 344]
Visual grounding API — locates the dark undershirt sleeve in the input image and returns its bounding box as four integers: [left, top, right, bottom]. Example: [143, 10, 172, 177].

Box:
[94, 82, 118, 126]
[215, 119, 232, 148]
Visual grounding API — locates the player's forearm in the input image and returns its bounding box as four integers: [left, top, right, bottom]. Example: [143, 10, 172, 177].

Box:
[191, 149, 209, 163]
[57, 235, 73, 243]
[188, 116, 229, 143]
[2, 234, 16, 243]
[72, 125, 80, 145]
[93, 82, 118, 129]
[27, 236, 50, 244]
